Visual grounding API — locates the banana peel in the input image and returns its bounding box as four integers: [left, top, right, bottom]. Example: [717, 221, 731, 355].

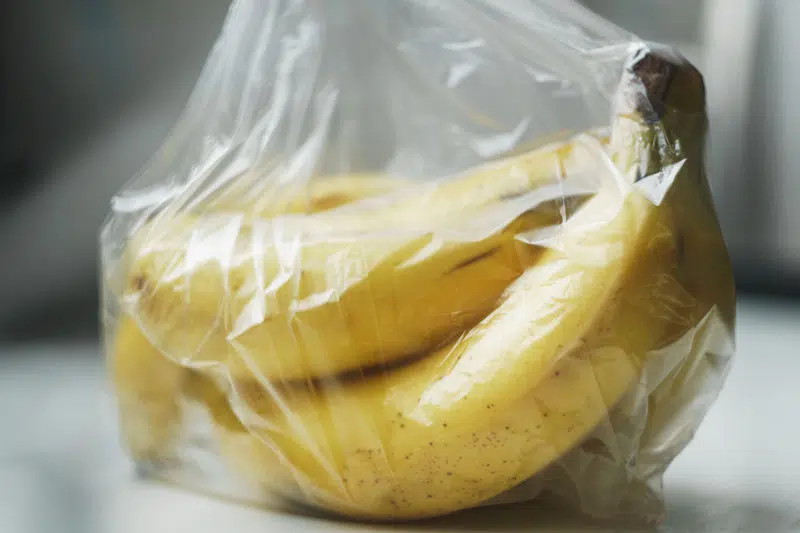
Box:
[212, 194, 680, 519]
[111, 317, 184, 462]
[122, 133, 600, 382]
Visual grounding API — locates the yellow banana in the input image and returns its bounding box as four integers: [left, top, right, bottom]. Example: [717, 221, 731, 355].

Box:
[108, 144, 583, 462]
[202, 50, 716, 520]
[110, 174, 408, 462]
[122, 135, 600, 382]
[212, 189, 675, 520]
[110, 316, 185, 463]
[109, 150, 579, 461]
[213, 221, 677, 519]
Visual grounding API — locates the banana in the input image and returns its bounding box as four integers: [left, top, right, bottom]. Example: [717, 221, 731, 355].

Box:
[110, 316, 185, 463]
[213, 224, 677, 519]
[122, 134, 600, 382]
[109, 173, 407, 461]
[109, 143, 586, 462]
[203, 49, 717, 520]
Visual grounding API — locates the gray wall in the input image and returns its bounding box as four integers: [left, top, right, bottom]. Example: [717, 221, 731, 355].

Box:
[0, 0, 230, 337]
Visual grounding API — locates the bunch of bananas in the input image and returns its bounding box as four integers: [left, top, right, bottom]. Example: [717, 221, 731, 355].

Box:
[108, 49, 734, 520]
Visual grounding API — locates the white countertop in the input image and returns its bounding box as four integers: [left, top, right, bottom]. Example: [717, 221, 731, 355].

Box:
[1, 295, 799, 533]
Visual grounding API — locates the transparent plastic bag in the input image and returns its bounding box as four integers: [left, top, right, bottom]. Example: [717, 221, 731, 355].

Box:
[100, 0, 736, 524]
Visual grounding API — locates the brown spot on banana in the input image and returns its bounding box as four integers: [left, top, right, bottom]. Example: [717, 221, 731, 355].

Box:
[446, 247, 502, 274]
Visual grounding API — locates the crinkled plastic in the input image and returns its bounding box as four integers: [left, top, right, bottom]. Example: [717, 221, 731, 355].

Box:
[100, 0, 736, 524]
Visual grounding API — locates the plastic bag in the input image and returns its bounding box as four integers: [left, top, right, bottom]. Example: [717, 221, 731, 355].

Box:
[100, 0, 736, 524]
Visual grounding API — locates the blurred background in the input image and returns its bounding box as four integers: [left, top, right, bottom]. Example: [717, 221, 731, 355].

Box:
[0, 0, 796, 341]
